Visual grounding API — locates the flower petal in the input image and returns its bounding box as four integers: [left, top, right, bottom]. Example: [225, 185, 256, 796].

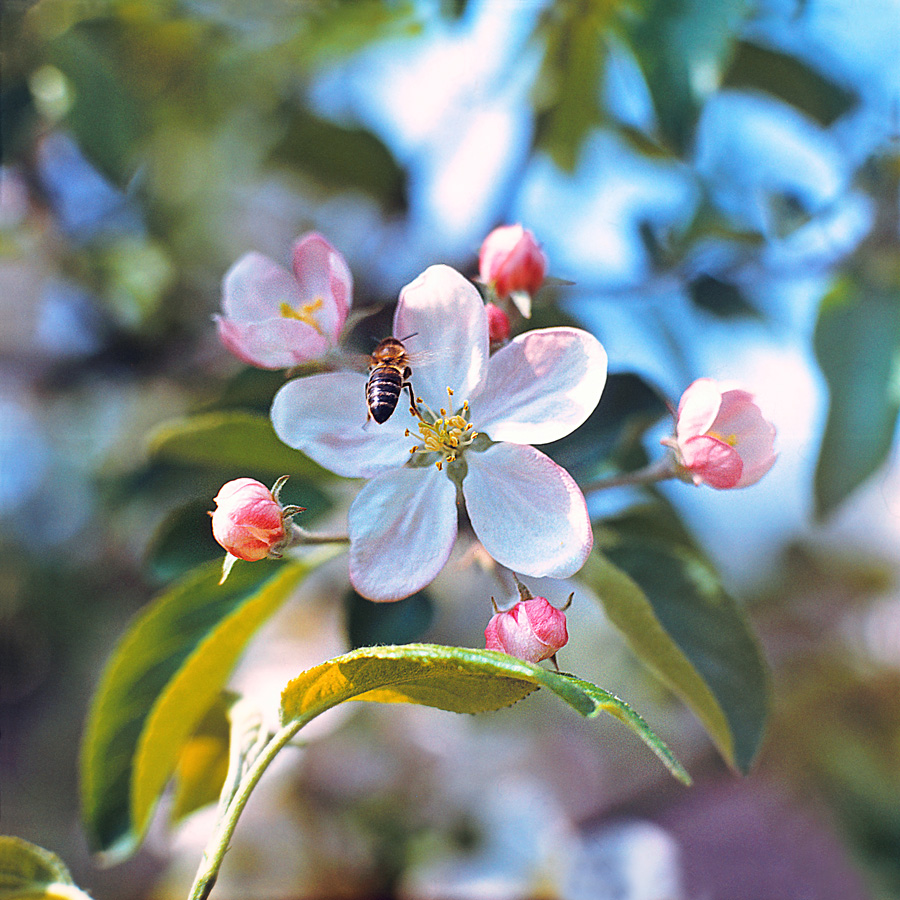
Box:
[222, 252, 309, 319]
[271, 372, 414, 478]
[463, 443, 592, 578]
[291, 232, 353, 339]
[680, 435, 743, 489]
[216, 316, 329, 369]
[676, 378, 723, 441]
[349, 466, 458, 601]
[469, 327, 607, 444]
[394, 265, 488, 407]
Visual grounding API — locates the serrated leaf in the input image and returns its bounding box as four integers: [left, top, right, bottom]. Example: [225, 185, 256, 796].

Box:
[585, 536, 769, 772]
[147, 411, 332, 479]
[280, 644, 690, 784]
[814, 277, 900, 518]
[0, 837, 91, 900]
[80, 553, 333, 857]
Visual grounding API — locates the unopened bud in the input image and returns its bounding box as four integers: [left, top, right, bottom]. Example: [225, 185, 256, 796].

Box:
[478, 224, 547, 299]
[485, 302, 511, 345]
[210, 478, 292, 561]
[485, 596, 569, 664]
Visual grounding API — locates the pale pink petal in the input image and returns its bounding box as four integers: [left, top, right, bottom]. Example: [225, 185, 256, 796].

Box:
[463, 443, 592, 578]
[291, 232, 353, 340]
[216, 316, 329, 369]
[736, 447, 777, 487]
[393, 265, 488, 407]
[469, 327, 607, 444]
[349, 466, 458, 601]
[222, 252, 306, 322]
[676, 378, 723, 441]
[271, 372, 414, 478]
[680, 435, 743, 489]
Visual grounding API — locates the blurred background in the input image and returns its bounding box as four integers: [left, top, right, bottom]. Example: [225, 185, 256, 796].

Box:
[2, 0, 900, 897]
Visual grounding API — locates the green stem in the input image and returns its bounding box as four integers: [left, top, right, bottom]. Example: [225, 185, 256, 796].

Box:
[580, 456, 681, 495]
[186, 719, 306, 900]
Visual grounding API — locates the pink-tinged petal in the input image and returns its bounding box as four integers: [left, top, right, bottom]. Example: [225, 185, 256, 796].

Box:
[736, 446, 777, 487]
[394, 265, 488, 407]
[291, 232, 353, 340]
[680, 435, 743, 489]
[222, 252, 306, 322]
[676, 378, 723, 442]
[271, 372, 414, 478]
[469, 328, 607, 445]
[463, 443, 592, 578]
[479, 225, 547, 298]
[349, 466, 458, 601]
[216, 316, 330, 369]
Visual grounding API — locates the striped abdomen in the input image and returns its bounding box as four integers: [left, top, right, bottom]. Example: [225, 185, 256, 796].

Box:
[366, 365, 409, 424]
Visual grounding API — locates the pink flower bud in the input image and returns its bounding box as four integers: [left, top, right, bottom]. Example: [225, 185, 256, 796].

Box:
[210, 478, 286, 561]
[668, 378, 777, 489]
[485, 302, 511, 344]
[478, 225, 547, 299]
[485, 596, 568, 664]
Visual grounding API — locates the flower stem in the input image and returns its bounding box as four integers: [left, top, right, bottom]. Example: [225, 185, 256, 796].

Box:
[186, 719, 306, 900]
[290, 525, 350, 545]
[580, 456, 680, 494]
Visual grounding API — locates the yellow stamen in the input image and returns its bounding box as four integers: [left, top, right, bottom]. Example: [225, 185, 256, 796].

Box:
[407, 400, 479, 470]
[280, 297, 325, 335]
[709, 430, 738, 447]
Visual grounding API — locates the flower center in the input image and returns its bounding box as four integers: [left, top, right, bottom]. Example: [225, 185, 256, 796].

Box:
[280, 297, 325, 335]
[406, 389, 479, 471]
[709, 430, 738, 447]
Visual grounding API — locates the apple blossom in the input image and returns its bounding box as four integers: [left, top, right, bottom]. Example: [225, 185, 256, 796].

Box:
[664, 378, 777, 489]
[479, 224, 547, 312]
[216, 232, 352, 369]
[271, 264, 607, 602]
[485, 596, 569, 664]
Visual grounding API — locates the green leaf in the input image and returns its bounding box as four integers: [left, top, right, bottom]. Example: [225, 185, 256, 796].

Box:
[48, 27, 145, 183]
[626, 0, 750, 153]
[80, 553, 333, 857]
[147, 411, 332, 480]
[688, 274, 761, 320]
[270, 106, 407, 212]
[723, 40, 858, 127]
[533, 0, 622, 172]
[169, 694, 233, 824]
[584, 537, 769, 772]
[0, 836, 90, 900]
[280, 643, 690, 784]
[814, 276, 900, 517]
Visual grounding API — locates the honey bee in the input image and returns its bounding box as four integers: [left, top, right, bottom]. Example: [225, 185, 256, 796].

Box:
[365, 335, 419, 424]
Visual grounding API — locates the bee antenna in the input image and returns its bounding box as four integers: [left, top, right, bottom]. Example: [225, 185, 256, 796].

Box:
[397, 332, 418, 342]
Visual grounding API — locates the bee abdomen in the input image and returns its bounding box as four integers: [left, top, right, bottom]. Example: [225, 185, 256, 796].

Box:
[367, 367, 403, 424]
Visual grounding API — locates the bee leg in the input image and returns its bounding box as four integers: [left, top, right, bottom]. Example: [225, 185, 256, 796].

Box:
[404, 382, 423, 421]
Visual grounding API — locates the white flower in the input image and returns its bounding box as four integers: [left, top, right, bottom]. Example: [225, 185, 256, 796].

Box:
[271, 265, 607, 601]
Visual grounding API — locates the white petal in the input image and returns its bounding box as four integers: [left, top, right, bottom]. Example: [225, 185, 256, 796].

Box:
[349, 467, 458, 601]
[394, 265, 488, 407]
[463, 443, 592, 578]
[469, 327, 607, 444]
[271, 372, 415, 478]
